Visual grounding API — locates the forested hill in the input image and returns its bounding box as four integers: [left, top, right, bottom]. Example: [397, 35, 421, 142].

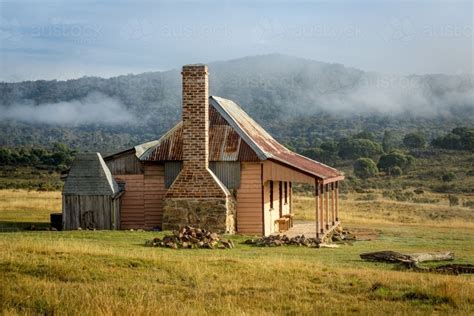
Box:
[0, 54, 473, 152]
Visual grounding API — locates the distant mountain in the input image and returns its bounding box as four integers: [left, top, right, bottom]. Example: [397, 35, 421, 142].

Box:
[0, 54, 473, 151]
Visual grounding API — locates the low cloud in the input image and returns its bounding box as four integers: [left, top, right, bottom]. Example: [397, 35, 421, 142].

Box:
[0, 92, 136, 125]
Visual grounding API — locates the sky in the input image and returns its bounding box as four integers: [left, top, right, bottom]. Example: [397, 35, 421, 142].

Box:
[0, 0, 472, 82]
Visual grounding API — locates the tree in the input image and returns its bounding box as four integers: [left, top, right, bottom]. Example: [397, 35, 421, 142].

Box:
[382, 130, 397, 153]
[432, 127, 474, 151]
[377, 151, 414, 173]
[353, 158, 378, 179]
[354, 131, 375, 141]
[338, 138, 383, 160]
[403, 132, 426, 149]
[0, 148, 12, 165]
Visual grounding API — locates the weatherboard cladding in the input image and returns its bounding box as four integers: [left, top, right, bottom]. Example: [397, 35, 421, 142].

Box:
[140, 96, 342, 180]
[63, 153, 119, 196]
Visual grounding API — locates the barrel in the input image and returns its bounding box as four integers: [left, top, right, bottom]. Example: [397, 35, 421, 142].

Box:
[50, 213, 63, 231]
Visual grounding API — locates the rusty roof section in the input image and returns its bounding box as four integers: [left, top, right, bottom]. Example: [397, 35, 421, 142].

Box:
[140, 106, 260, 162]
[138, 96, 342, 180]
[210, 96, 343, 180]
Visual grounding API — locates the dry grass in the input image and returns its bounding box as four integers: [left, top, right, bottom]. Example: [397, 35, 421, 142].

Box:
[0, 190, 473, 315]
[0, 189, 61, 222]
[293, 192, 474, 229]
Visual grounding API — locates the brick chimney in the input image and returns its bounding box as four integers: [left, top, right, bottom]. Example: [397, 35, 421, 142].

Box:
[162, 64, 236, 233]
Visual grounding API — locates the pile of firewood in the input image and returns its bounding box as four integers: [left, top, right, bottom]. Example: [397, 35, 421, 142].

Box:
[244, 235, 320, 247]
[145, 226, 234, 249]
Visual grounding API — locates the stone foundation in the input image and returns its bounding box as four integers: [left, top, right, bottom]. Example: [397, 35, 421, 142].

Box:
[162, 196, 236, 234]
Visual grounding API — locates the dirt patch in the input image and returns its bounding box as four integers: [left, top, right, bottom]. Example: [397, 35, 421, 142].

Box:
[344, 227, 380, 241]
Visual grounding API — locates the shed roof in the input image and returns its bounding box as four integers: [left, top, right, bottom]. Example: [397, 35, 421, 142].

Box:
[138, 96, 342, 181]
[63, 153, 120, 195]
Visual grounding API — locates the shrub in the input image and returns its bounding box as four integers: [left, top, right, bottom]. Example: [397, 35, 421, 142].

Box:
[355, 193, 378, 201]
[463, 200, 474, 209]
[338, 138, 383, 160]
[382, 190, 414, 202]
[448, 194, 459, 206]
[389, 166, 403, 177]
[377, 151, 414, 173]
[441, 172, 456, 182]
[353, 158, 378, 179]
[403, 132, 426, 149]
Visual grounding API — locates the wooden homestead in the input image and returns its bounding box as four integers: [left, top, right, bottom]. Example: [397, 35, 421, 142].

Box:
[63, 64, 344, 238]
[62, 153, 123, 230]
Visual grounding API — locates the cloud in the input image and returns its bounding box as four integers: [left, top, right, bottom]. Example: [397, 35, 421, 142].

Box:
[301, 73, 474, 116]
[0, 92, 135, 125]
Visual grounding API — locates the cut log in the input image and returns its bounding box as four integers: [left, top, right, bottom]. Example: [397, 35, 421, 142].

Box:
[429, 264, 474, 275]
[360, 251, 454, 264]
[409, 252, 454, 263]
[360, 250, 473, 275]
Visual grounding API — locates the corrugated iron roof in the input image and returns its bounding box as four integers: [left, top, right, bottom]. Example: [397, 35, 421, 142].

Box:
[211, 96, 343, 180]
[140, 105, 260, 162]
[137, 96, 342, 180]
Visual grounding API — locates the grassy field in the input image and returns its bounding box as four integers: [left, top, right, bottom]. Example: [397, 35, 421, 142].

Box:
[0, 190, 473, 315]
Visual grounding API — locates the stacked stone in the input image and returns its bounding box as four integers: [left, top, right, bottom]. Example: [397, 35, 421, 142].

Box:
[330, 229, 356, 242]
[244, 235, 321, 248]
[145, 226, 234, 249]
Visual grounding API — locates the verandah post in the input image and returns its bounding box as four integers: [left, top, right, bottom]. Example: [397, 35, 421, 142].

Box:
[315, 178, 320, 238]
[335, 181, 339, 222]
[331, 182, 335, 225]
[325, 183, 329, 230]
[320, 182, 324, 234]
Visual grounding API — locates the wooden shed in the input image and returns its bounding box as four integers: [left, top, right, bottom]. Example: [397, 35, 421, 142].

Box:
[62, 153, 123, 230]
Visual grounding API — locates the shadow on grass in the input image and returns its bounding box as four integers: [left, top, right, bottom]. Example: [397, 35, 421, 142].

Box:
[0, 221, 51, 232]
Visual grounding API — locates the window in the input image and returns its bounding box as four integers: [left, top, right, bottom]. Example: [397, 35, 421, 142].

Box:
[269, 180, 274, 209]
[284, 182, 288, 204]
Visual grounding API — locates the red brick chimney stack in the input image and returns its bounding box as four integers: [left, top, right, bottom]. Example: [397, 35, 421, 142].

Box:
[182, 64, 209, 170]
[162, 64, 236, 234]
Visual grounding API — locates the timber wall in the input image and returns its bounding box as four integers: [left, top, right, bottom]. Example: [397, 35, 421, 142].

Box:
[114, 164, 166, 229]
[235, 162, 262, 234]
[63, 195, 119, 230]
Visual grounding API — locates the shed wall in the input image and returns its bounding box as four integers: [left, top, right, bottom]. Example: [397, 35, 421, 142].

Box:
[114, 174, 145, 229]
[236, 162, 262, 234]
[63, 195, 119, 230]
[106, 152, 143, 175]
[114, 164, 166, 230]
[144, 163, 166, 229]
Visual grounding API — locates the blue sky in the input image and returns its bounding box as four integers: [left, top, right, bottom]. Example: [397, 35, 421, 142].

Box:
[0, 0, 472, 81]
